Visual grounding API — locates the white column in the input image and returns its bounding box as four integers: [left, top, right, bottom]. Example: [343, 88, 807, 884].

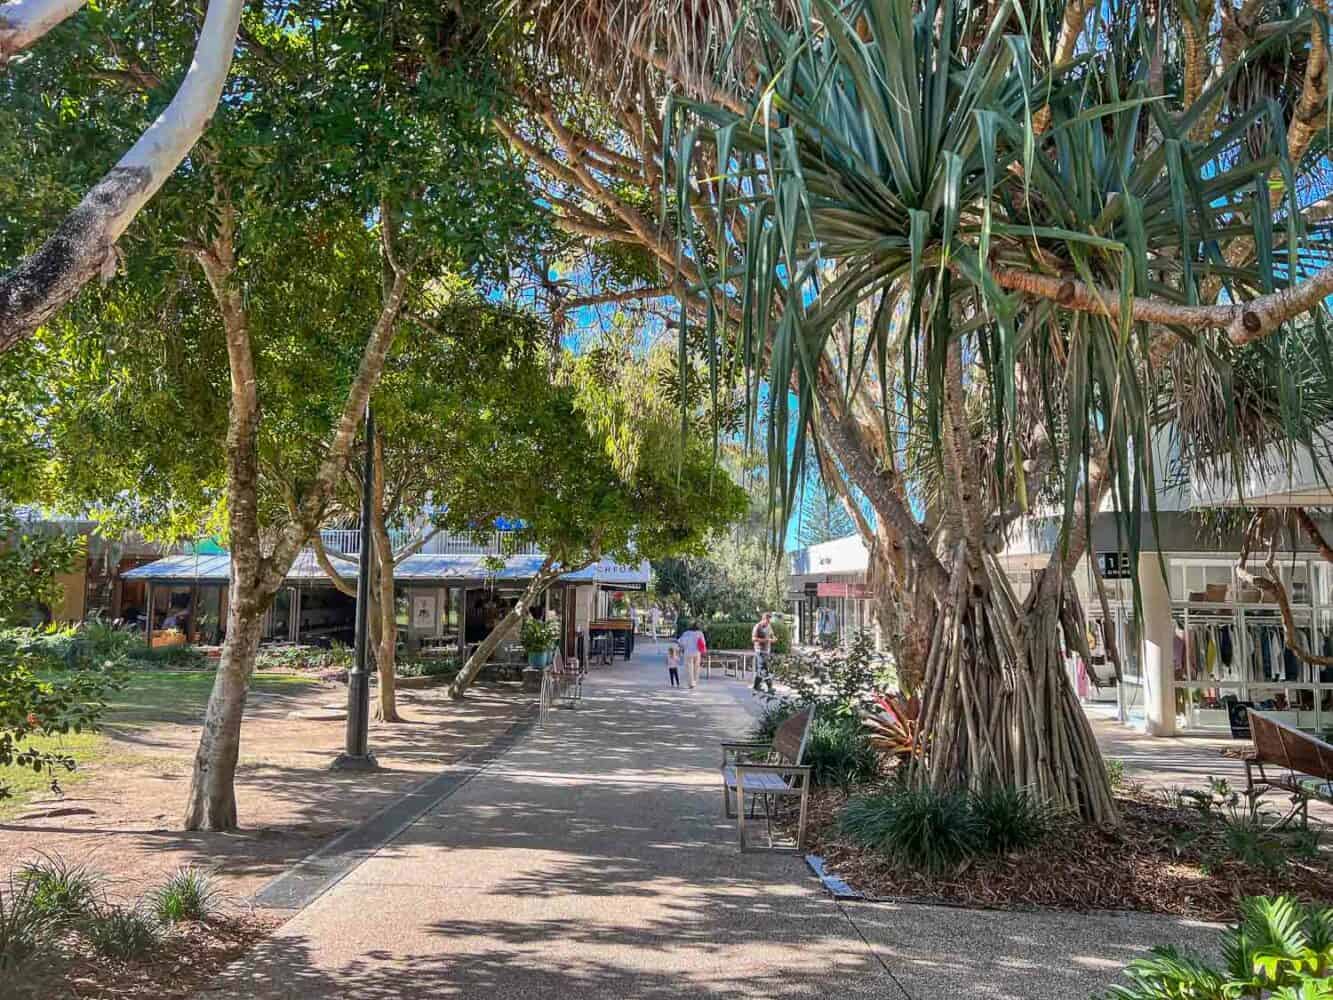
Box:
[1138, 552, 1177, 736]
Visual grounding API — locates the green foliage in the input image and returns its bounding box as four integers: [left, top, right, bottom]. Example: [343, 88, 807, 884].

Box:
[0, 513, 81, 627]
[0, 623, 205, 672]
[842, 783, 1056, 873]
[750, 701, 797, 742]
[841, 785, 982, 875]
[17, 856, 102, 924]
[968, 786, 1056, 854]
[772, 631, 892, 718]
[701, 620, 791, 654]
[519, 617, 560, 655]
[1104, 897, 1333, 999]
[0, 876, 50, 972]
[82, 903, 160, 961]
[806, 715, 882, 791]
[748, 701, 878, 789]
[1105, 758, 1127, 791]
[395, 657, 460, 680]
[149, 868, 217, 926]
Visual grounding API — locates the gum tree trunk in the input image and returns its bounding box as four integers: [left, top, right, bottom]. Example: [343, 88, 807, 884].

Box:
[182, 196, 409, 831]
[182, 594, 265, 830]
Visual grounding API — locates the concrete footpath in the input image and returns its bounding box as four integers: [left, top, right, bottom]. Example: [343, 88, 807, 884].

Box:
[208, 651, 1220, 999]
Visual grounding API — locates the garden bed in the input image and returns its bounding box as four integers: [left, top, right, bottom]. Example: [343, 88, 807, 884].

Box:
[11, 914, 279, 1000]
[799, 783, 1333, 920]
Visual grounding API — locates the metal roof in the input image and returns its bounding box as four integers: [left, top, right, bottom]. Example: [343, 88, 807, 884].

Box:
[123, 549, 650, 587]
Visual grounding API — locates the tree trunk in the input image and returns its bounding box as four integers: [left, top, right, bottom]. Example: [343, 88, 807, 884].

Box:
[370, 433, 401, 722]
[448, 559, 557, 700]
[181, 594, 265, 830]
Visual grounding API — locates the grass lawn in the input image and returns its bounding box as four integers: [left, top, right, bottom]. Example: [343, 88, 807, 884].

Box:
[0, 669, 317, 818]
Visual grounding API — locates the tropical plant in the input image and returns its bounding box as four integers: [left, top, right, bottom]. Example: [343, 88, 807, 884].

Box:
[149, 867, 218, 925]
[519, 617, 561, 656]
[1104, 897, 1333, 999]
[863, 693, 922, 762]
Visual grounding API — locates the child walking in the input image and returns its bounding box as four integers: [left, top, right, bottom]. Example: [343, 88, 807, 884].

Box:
[666, 642, 682, 687]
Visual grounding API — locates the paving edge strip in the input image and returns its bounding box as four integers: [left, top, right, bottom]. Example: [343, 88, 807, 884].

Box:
[252, 703, 538, 911]
[804, 854, 865, 900]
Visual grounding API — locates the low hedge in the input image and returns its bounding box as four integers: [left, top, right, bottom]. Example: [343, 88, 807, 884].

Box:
[700, 620, 791, 654]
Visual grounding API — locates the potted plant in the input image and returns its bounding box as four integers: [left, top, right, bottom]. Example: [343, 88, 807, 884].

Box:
[520, 616, 558, 667]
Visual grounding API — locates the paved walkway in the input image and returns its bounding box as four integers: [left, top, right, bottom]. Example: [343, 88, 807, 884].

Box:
[210, 651, 1221, 999]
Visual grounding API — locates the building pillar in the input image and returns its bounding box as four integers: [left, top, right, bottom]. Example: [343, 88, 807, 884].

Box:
[1137, 552, 1176, 736]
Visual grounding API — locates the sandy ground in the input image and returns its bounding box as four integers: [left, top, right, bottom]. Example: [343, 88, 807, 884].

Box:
[0, 679, 529, 912]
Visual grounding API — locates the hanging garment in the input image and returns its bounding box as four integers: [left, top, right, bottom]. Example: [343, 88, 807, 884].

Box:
[1219, 625, 1233, 667]
[1206, 632, 1219, 674]
[1173, 630, 1186, 676]
[1270, 630, 1285, 681]
[1283, 634, 1303, 682]
[1322, 632, 1333, 684]
[1259, 627, 1275, 680]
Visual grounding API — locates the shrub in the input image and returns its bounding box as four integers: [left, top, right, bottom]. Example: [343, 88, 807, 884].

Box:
[397, 657, 460, 679]
[841, 785, 981, 874]
[1104, 896, 1333, 999]
[771, 631, 892, 717]
[1105, 757, 1126, 791]
[83, 903, 160, 960]
[149, 868, 217, 925]
[806, 715, 881, 790]
[750, 700, 797, 742]
[969, 786, 1055, 854]
[16, 855, 102, 924]
[701, 620, 791, 654]
[0, 877, 49, 972]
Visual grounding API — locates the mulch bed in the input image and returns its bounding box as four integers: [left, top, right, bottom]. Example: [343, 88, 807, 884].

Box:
[801, 785, 1333, 920]
[10, 913, 280, 999]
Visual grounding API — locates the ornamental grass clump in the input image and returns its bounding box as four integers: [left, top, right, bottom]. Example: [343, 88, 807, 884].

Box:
[840, 785, 982, 874]
[82, 903, 160, 961]
[16, 855, 102, 924]
[841, 783, 1056, 874]
[149, 867, 218, 925]
[0, 876, 50, 971]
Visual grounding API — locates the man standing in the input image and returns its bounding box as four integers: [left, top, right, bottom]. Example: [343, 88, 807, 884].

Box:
[677, 621, 707, 689]
[751, 613, 775, 693]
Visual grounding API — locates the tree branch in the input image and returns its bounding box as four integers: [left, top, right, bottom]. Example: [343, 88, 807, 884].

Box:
[0, 0, 244, 348]
[0, 0, 85, 61]
[311, 530, 358, 598]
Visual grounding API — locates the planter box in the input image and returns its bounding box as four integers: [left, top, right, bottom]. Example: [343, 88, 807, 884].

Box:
[395, 674, 449, 690]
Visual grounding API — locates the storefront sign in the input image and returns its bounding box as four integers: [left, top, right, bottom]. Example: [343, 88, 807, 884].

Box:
[816, 582, 869, 598]
[1097, 552, 1132, 580]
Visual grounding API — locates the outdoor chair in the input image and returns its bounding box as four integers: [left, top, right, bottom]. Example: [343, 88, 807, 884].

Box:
[719, 706, 814, 853]
[1243, 710, 1333, 829]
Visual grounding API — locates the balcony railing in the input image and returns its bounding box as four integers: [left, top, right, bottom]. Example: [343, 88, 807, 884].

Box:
[318, 528, 542, 558]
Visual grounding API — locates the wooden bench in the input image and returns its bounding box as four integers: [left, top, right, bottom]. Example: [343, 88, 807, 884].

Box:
[719, 706, 814, 853]
[1243, 710, 1333, 829]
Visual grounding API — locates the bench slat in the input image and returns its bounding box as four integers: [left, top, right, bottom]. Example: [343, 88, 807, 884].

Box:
[721, 766, 792, 793]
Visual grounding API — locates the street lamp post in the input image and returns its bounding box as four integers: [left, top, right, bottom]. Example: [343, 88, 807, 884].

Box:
[333, 404, 378, 770]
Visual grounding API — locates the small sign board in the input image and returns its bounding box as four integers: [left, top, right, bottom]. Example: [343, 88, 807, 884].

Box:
[817, 582, 870, 598]
[1097, 552, 1132, 580]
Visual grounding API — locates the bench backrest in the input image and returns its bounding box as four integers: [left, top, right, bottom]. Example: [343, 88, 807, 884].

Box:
[1250, 710, 1333, 780]
[773, 707, 815, 765]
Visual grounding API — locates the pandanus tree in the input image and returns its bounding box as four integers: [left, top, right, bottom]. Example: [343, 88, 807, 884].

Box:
[651, 0, 1333, 824]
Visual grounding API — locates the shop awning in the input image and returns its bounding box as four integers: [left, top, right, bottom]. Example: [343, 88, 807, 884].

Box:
[124, 550, 651, 587]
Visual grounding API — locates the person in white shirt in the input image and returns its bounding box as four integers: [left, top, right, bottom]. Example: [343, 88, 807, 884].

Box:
[676, 623, 707, 689]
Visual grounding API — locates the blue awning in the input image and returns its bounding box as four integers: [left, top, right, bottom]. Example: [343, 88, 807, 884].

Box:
[123, 549, 650, 587]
